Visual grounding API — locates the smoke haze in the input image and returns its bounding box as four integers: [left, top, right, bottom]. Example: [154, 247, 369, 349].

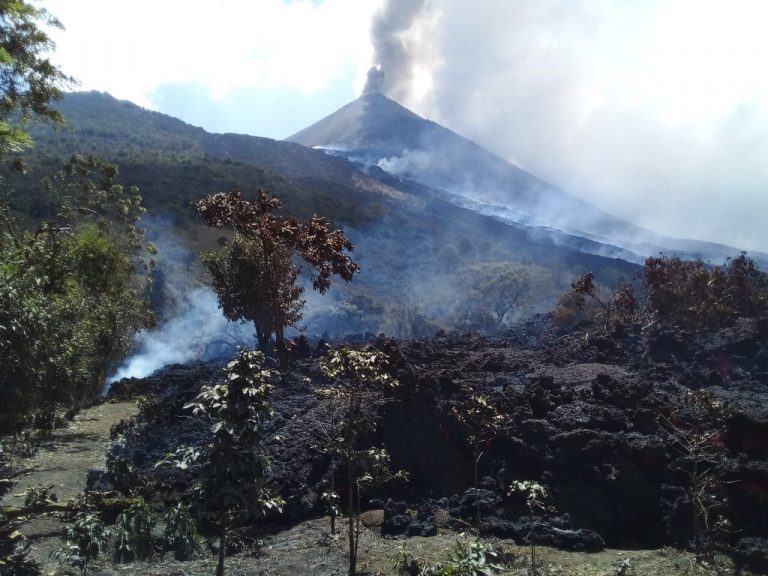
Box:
[107, 218, 254, 387]
[366, 0, 768, 254]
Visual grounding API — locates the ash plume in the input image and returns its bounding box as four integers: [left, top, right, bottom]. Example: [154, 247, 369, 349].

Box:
[363, 0, 434, 101]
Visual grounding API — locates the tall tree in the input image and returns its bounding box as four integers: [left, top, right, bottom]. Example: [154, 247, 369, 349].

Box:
[459, 261, 552, 328]
[0, 0, 72, 157]
[197, 189, 359, 360]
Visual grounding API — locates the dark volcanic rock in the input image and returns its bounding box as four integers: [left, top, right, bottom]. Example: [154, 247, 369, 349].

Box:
[733, 537, 768, 572]
[107, 319, 768, 560]
[449, 488, 501, 520]
[382, 499, 412, 536]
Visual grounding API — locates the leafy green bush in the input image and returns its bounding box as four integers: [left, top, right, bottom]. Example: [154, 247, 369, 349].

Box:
[162, 503, 200, 560]
[0, 155, 153, 430]
[54, 512, 110, 575]
[114, 498, 157, 563]
[431, 539, 504, 576]
[405, 538, 505, 576]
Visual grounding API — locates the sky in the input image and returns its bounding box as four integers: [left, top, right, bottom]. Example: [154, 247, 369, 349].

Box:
[43, 0, 768, 254]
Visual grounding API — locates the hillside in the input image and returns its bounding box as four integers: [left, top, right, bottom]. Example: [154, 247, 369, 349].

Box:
[8, 91, 644, 339]
[290, 93, 761, 268]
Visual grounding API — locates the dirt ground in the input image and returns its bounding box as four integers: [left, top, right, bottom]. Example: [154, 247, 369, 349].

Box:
[1, 401, 138, 566]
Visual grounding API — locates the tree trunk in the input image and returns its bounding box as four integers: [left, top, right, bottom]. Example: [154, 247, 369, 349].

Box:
[255, 325, 269, 353]
[330, 459, 337, 535]
[474, 447, 483, 528]
[348, 462, 356, 576]
[216, 521, 226, 576]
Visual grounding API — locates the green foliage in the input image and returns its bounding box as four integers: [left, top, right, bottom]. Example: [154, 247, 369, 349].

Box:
[196, 189, 358, 360]
[317, 347, 401, 576]
[393, 539, 506, 576]
[0, 0, 72, 158]
[0, 532, 41, 576]
[54, 512, 110, 575]
[452, 394, 506, 526]
[185, 348, 283, 576]
[201, 231, 301, 353]
[392, 542, 422, 576]
[508, 481, 553, 575]
[0, 155, 153, 430]
[162, 503, 200, 560]
[458, 261, 553, 329]
[23, 484, 56, 511]
[114, 498, 156, 563]
[430, 538, 505, 576]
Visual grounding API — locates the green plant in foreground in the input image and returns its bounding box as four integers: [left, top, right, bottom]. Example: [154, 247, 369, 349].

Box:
[0, 532, 41, 576]
[23, 484, 56, 511]
[53, 512, 110, 575]
[318, 347, 402, 576]
[114, 498, 156, 563]
[509, 480, 551, 576]
[392, 542, 422, 575]
[162, 502, 201, 560]
[185, 348, 283, 576]
[430, 538, 504, 576]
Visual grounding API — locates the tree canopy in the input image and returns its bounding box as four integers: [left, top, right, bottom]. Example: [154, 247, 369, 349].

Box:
[0, 0, 72, 157]
[197, 188, 359, 359]
[0, 155, 153, 429]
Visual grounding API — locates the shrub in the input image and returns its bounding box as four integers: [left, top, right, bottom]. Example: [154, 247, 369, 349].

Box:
[114, 498, 157, 563]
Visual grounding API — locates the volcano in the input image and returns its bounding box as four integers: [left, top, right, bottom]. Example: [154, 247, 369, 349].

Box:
[289, 93, 764, 266]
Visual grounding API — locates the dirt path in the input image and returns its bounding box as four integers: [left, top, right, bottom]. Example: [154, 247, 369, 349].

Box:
[1, 401, 137, 564]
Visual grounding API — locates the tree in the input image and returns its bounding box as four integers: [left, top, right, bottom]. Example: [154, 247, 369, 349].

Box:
[451, 393, 506, 527]
[643, 253, 767, 331]
[185, 349, 283, 576]
[552, 271, 638, 331]
[317, 348, 402, 576]
[0, 155, 153, 429]
[196, 189, 359, 361]
[657, 390, 730, 559]
[458, 261, 552, 329]
[0, 0, 72, 158]
[201, 231, 301, 353]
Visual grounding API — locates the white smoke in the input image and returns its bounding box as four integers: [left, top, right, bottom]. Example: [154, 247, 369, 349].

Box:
[108, 288, 239, 383]
[366, 0, 768, 254]
[105, 217, 254, 389]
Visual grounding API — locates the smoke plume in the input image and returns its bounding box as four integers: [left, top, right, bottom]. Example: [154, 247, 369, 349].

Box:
[363, 0, 437, 103]
[106, 217, 254, 389]
[367, 1, 768, 254]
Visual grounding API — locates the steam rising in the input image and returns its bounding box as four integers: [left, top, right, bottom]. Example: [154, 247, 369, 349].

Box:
[108, 288, 237, 383]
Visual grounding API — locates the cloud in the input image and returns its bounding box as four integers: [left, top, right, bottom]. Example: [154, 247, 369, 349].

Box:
[45, 0, 380, 108]
[374, 0, 768, 253]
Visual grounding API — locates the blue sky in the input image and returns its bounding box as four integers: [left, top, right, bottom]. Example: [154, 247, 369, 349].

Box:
[43, 0, 768, 253]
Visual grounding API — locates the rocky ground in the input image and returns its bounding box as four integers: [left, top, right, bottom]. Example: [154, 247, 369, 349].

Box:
[98, 316, 768, 573]
[4, 315, 768, 574]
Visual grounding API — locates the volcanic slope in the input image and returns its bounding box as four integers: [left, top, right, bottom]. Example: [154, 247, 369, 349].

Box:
[12, 91, 645, 335]
[289, 93, 765, 267]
